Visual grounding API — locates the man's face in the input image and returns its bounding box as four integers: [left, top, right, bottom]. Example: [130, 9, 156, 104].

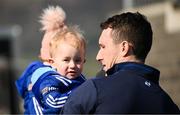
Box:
[96, 28, 120, 72]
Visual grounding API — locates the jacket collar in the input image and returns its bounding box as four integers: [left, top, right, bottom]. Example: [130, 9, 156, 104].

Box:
[106, 62, 160, 84]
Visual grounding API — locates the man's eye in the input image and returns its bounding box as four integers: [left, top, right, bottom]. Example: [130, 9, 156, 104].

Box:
[100, 45, 105, 49]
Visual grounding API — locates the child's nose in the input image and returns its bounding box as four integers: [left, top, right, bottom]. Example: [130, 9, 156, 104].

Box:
[69, 61, 76, 68]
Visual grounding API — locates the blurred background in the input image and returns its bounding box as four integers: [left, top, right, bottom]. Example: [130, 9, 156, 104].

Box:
[0, 0, 180, 114]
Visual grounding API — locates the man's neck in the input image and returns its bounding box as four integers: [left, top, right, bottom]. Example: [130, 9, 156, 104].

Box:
[117, 55, 144, 64]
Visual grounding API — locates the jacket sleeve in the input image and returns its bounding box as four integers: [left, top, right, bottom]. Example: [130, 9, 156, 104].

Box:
[61, 79, 97, 114]
[35, 76, 71, 114]
[23, 91, 43, 115]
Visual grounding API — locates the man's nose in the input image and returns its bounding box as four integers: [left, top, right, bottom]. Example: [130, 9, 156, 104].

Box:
[96, 51, 102, 62]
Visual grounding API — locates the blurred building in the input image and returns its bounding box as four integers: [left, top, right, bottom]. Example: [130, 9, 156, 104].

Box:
[0, 0, 179, 113]
[0, 26, 21, 113]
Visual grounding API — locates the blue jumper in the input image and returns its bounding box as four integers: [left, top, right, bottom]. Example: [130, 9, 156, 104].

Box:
[16, 61, 85, 114]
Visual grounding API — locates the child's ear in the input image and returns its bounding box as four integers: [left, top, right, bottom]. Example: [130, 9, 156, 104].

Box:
[48, 58, 54, 64]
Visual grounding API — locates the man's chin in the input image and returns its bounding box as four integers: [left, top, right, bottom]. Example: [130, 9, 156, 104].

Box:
[102, 66, 108, 72]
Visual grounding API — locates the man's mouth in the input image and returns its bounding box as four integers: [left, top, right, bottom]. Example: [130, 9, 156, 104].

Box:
[102, 64, 106, 68]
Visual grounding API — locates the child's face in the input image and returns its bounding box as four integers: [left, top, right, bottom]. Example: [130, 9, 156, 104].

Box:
[50, 42, 85, 79]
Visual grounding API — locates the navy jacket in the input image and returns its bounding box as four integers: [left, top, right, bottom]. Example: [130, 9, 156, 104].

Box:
[62, 62, 180, 114]
[16, 61, 86, 114]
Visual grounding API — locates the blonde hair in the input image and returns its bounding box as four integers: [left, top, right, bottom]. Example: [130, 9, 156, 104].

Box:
[49, 25, 86, 58]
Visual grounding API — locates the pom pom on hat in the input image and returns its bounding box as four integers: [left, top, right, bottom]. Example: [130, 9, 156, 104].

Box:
[39, 5, 66, 32]
[39, 5, 67, 62]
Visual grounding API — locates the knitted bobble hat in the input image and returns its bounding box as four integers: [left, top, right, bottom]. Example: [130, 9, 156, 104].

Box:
[39, 5, 67, 61]
[39, 5, 66, 32]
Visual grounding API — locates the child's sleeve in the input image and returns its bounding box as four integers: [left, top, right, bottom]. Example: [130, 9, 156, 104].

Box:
[23, 91, 43, 114]
[15, 61, 44, 114]
[34, 75, 71, 114]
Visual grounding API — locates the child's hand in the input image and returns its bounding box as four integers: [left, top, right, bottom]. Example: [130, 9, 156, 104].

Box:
[28, 83, 33, 91]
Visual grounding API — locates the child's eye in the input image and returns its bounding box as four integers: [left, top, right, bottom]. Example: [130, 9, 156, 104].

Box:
[63, 59, 70, 62]
[75, 59, 82, 63]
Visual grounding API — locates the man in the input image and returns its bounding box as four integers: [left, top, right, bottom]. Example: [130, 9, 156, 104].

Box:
[61, 12, 180, 114]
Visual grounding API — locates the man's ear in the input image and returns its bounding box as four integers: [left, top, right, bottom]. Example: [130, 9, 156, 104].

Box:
[120, 41, 130, 57]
